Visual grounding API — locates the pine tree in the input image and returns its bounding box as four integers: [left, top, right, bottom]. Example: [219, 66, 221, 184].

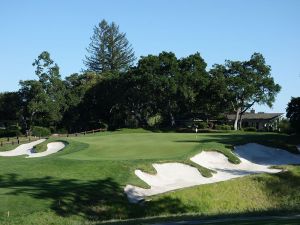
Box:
[84, 19, 136, 73]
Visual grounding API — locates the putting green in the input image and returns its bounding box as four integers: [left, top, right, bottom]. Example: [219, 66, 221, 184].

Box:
[61, 133, 210, 160]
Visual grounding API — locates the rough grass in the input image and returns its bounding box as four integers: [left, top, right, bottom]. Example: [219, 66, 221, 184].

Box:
[147, 165, 300, 215]
[0, 129, 299, 224]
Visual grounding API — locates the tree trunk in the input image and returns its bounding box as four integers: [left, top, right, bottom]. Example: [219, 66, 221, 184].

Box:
[234, 108, 241, 130]
[169, 112, 175, 127]
[238, 113, 243, 130]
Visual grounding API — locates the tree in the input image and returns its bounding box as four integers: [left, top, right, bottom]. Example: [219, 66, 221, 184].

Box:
[84, 19, 136, 73]
[32, 51, 67, 127]
[213, 53, 281, 130]
[19, 80, 49, 131]
[177, 53, 210, 120]
[0, 92, 21, 123]
[62, 72, 100, 131]
[286, 97, 300, 133]
[19, 51, 67, 131]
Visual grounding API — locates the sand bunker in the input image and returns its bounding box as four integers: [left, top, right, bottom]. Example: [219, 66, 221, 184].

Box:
[125, 143, 300, 203]
[27, 142, 65, 158]
[0, 139, 65, 158]
[0, 139, 46, 157]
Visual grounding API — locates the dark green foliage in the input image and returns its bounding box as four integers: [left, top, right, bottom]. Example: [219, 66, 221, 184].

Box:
[215, 124, 232, 130]
[0, 92, 21, 122]
[278, 119, 293, 134]
[243, 127, 257, 132]
[31, 126, 51, 137]
[0, 129, 22, 138]
[286, 97, 300, 133]
[195, 121, 208, 129]
[84, 19, 136, 73]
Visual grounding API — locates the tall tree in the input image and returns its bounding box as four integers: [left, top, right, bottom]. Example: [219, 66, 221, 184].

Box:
[32, 51, 67, 127]
[213, 53, 281, 130]
[286, 97, 300, 133]
[84, 19, 136, 73]
[19, 51, 67, 131]
[19, 80, 49, 131]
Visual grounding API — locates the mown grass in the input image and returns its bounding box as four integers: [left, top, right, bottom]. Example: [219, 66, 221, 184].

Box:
[0, 129, 299, 224]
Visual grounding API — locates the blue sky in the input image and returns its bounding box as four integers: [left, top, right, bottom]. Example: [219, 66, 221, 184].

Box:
[1, 0, 299, 113]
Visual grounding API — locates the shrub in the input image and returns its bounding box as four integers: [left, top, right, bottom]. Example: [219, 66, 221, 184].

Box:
[215, 124, 232, 130]
[195, 121, 208, 129]
[243, 127, 257, 132]
[147, 114, 163, 127]
[31, 126, 51, 137]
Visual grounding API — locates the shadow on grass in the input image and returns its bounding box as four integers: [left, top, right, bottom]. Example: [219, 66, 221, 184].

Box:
[0, 173, 196, 220]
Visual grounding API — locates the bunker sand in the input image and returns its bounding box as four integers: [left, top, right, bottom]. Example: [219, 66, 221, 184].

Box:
[125, 143, 300, 203]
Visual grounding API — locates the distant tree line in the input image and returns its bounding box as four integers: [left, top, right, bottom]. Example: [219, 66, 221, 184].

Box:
[0, 19, 284, 135]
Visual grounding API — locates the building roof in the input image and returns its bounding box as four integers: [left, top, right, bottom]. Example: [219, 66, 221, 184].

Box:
[227, 112, 283, 121]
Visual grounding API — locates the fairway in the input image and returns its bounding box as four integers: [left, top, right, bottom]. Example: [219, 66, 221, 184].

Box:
[1, 130, 300, 224]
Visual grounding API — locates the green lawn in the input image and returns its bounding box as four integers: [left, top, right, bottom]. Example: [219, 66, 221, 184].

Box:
[0, 130, 299, 224]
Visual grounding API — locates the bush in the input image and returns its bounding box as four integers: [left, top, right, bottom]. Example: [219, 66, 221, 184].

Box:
[243, 127, 257, 132]
[147, 114, 163, 127]
[195, 121, 208, 129]
[31, 126, 51, 137]
[215, 124, 232, 130]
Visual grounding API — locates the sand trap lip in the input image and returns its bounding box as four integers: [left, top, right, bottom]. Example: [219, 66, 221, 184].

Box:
[0, 139, 65, 158]
[125, 143, 300, 203]
[0, 139, 46, 157]
[27, 142, 65, 158]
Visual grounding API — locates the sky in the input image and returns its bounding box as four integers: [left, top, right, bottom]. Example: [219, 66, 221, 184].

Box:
[0, 0, 299, 114]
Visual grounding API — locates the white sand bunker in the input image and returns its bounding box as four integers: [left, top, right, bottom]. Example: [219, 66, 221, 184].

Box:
[0, 139, 65, 158]
[0, 139, 46, 157]
[125, 143, 300, 203]
[27, 142, 65, 158]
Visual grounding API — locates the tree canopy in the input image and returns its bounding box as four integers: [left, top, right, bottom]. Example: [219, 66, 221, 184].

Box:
[211, 53, 281, 130]
[0, 20, 283, 134]
[286, 97, 300, 133]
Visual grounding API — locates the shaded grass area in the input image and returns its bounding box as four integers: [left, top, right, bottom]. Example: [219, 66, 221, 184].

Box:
[0, 130, 300, 224]
[96, 215, 300, 225]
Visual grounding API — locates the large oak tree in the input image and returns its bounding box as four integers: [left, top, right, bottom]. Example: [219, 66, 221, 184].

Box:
[212, 53, 281, 130]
